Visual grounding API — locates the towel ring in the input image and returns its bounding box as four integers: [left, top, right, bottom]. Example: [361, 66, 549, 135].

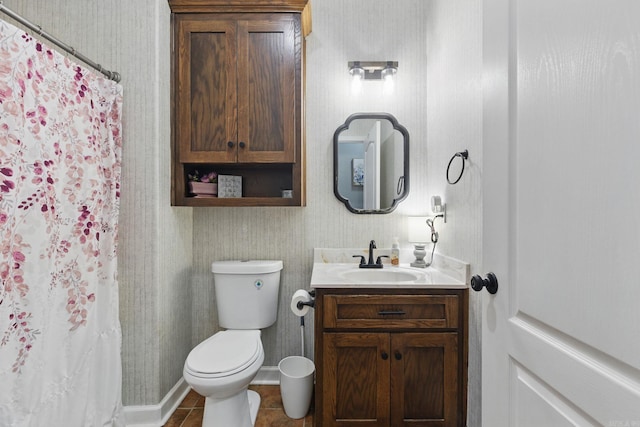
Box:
[396, 176, 405, 196]
[446, 150, 469, 185]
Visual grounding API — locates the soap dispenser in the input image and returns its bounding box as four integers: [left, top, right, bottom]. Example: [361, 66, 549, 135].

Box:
[391, 237, 400, 266]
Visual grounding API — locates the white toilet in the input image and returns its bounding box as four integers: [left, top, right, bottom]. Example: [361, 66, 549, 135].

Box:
[183, 260, 283, 427]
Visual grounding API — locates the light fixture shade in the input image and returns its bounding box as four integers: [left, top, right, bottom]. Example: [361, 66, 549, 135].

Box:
[349, 65, 365, 80]
[408, 216, 430, 243]
[381, 63, 397, 80]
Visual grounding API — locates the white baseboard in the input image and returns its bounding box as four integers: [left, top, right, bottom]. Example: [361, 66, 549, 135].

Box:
[123, 377, 190, 427]
[251, 365, 280, 385]
[123, 366, 279, 426]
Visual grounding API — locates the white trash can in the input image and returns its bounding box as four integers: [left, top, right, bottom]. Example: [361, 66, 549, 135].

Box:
[278, 356, 315, 419]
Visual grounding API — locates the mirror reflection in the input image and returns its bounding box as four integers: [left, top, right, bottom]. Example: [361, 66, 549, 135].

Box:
[334, 113, 410, 213]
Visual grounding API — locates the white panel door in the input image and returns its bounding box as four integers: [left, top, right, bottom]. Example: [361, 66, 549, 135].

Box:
[363, 120, 381, 210]
[482, 0, 640, 425]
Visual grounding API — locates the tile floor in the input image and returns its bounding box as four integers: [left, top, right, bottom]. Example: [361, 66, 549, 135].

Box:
[163, 385, 314, 427]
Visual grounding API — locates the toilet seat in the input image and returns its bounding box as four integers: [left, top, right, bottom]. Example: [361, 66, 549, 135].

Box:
[185, 330, 262, 379]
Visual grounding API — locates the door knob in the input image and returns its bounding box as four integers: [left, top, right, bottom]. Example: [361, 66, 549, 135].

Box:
[227, 141, 234, 148]
[239, 141, 246, 148]
[381, 352, 389, 360]
[471, 272, 499, 294]
[394, 351, 402, 361]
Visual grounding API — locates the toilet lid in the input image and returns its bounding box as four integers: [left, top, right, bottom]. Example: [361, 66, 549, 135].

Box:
[186, 330, 261, 378]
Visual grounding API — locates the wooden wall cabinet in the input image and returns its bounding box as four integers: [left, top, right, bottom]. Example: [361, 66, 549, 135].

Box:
[169, 1, 309, 206]
[314, 289, 468, 427]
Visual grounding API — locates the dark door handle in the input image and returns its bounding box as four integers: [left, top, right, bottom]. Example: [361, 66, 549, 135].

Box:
[227, 141, 234, 148]
[239, 141, 246, 148]
[381, 352, 389, 360]
[394, 351, 402, 361]
[471, 272, 499, 294]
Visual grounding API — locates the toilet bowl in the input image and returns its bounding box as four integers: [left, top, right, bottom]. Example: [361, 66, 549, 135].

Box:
[183, 260, 283, 427]
[183, 330, 265, 427]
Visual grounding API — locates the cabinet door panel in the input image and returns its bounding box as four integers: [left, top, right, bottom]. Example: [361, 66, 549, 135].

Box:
[390, 333, 459, 427]
[323, 333, 390, 426]
[237, 18, 296, 163]
[177, 18, 237, 163]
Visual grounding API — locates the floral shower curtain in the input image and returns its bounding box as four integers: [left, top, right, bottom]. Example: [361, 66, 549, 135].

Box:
[0, 19, 123, 426]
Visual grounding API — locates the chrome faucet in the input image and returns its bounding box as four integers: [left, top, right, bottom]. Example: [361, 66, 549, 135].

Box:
[353, 240, 386, 269]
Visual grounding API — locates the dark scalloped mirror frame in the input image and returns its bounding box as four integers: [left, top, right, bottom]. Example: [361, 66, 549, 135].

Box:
[333, 113, 410, 214]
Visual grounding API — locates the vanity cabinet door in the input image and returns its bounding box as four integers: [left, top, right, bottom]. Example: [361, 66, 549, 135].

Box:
[322, 332, 390, 426]
[390, 333, 459, 427]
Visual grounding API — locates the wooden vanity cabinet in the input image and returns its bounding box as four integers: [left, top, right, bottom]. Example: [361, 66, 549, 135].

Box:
[169, 1, 309, 206]
[314, 289, 468, 427]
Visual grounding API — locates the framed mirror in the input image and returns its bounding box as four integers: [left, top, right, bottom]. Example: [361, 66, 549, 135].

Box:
[333, 113, 410, 214]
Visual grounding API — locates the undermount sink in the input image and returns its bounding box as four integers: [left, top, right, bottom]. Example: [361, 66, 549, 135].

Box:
[340, 268, 420, 283]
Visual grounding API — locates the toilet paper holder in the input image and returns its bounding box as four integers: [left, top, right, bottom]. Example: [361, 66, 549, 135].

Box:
[297, 299, 315, 310]
[296, 290, 315, 310]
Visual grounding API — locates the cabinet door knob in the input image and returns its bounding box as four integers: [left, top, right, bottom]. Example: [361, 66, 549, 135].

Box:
[227, 141, 234, 148]
[394, 351, 402, 360]
[381, 351, 389, 360]
[239, 141, 246, 148]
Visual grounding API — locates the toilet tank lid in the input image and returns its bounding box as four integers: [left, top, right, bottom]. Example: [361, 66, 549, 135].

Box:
[211, 260, 283, 274]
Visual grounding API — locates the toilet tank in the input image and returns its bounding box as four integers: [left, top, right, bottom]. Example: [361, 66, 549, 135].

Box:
[211, 260, 283, 329]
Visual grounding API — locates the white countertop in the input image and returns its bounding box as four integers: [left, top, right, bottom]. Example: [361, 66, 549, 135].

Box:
[310, 248, 469, 289]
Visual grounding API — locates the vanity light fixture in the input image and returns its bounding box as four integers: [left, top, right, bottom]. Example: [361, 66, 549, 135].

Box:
[348, 61, 398, 95]
[348, 61, 398, 80]
[408, 216, 430, 268]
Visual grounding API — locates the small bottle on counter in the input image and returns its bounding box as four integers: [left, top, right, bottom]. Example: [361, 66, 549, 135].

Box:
[391, 237, 400, 266]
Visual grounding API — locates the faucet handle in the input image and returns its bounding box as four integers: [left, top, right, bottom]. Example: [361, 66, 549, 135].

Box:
[376, 255, 389, 265]
[352, 255, 366, 265]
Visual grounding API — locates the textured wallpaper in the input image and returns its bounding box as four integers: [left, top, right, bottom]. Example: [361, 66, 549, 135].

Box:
[425, 1, 483, 425]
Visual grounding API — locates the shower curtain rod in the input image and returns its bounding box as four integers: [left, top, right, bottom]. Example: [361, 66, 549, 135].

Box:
[0, 1, 121, 82]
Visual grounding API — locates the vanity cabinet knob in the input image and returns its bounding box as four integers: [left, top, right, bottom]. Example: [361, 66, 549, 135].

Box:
[381, 352, 389, 360]
[394, 351, 402, 361]
[239, 141, 246, 148]
[227, 141, 234, 148]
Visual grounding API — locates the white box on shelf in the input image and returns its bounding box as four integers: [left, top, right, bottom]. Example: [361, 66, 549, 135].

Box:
[218, 175, 242, 198]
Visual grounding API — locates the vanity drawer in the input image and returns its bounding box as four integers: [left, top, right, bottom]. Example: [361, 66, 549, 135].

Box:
[322, 294, 459, 330]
